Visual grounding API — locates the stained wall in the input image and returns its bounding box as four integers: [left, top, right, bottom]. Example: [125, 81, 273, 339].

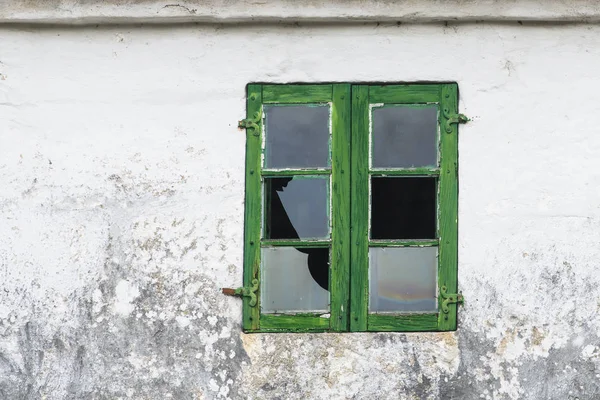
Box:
[1, 19, 599, 399]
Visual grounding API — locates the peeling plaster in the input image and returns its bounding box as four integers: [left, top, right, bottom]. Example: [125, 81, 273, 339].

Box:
[1, 19, 600, 400]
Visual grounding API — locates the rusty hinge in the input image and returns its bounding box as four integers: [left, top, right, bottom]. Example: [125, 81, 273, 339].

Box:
[238, 110, 261, 136]
[222, 278, 259, 307]
[440, 285, 464, 314]
[442, 109, 469, 133]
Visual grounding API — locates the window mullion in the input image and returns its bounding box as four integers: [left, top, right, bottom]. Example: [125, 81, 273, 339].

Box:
[349, 85, 370, 332]
[330, 84, 352, 332]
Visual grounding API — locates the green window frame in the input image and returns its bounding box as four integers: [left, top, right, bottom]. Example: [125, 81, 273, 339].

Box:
[240, 83, 461, 332]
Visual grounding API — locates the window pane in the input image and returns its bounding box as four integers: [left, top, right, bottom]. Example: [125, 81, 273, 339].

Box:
[369, 247, 437, 313]
[372, 105, 438, 168]
[265, 177, 329, 240]
[371, 177, 436, 239]
[261, 247, 330, 314]
[264, 105, 330, 169]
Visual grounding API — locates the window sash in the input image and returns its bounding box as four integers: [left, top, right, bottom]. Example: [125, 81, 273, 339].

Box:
[243, 84, 351, 332]
[349, 84, 459, 332]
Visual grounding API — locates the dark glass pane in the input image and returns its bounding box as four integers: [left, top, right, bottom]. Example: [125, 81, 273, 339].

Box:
[369, 247, 437, 313]
[371, 177, 436, 239]
[261, 247, 330, 313]
[264, 105, 330, 169]
[372, 105, 438, 168]
[265, 177, 329, 239]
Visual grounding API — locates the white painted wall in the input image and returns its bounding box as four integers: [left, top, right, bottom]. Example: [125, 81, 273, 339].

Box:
[1, 20, 599, 399]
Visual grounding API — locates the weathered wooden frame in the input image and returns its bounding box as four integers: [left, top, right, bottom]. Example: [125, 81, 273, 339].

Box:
[242, 83, 459, 333]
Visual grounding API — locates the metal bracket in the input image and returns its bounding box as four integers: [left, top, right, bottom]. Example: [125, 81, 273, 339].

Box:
[238, 110, 262, 137]
[222, 279, 259, 307]
[440, 286, 464, 314]
[442, 109, 469, 133]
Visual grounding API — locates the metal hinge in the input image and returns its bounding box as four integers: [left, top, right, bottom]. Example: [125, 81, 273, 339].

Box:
[238, 110, 262, 136]
[222, 278, 259, 307]
[440, 286, 464, 314]
[442, 109, 469, 133]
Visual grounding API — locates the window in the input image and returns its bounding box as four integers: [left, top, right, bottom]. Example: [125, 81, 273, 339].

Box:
[238, 83, 462, 332]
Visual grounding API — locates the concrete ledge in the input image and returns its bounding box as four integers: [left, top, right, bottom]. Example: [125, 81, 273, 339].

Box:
[1, 0, 600, 25]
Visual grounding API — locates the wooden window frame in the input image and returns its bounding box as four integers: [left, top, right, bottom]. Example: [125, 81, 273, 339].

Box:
[242, 83, 459, 333]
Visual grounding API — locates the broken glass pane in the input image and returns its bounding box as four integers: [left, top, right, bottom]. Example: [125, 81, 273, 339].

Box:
[261, 247, 330, 313]
[265, 177, 329, 240]
[371, 177, 436, 239]
[369, 247, 437, 313]
[264, 105, 330, 169]
[372, 105, 438, 168]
